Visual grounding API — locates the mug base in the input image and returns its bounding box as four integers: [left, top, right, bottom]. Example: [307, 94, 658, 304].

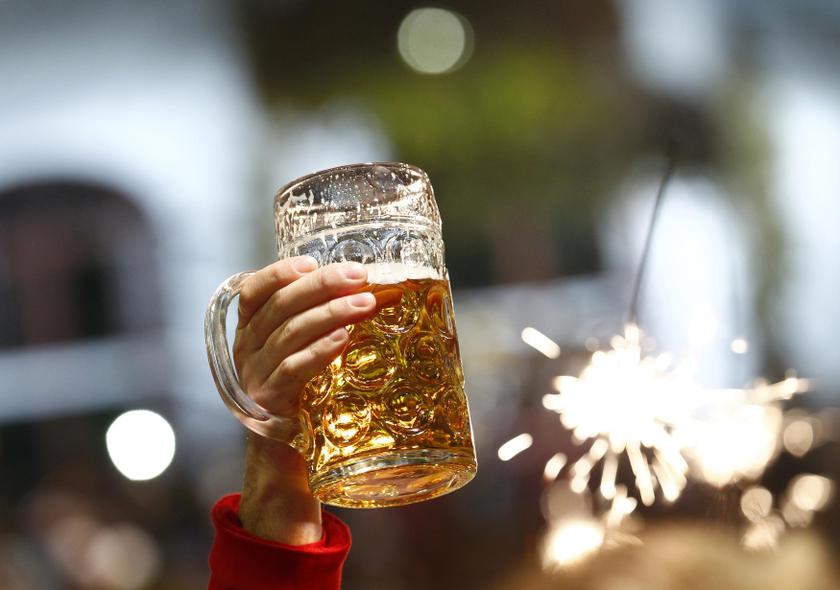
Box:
[310, 448, 476, 508]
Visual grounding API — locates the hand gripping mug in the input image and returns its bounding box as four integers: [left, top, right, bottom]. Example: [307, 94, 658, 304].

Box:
[205, 163, 477, 508]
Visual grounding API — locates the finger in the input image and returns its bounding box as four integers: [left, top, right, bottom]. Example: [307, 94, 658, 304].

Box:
[252, 291, 376, 381]
[254, 327, 350, 415]
[237, 256, 318, 325]
[244, 262, 368, 349]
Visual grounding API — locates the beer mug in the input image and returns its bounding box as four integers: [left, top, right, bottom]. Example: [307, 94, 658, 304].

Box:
[205, 163, 477, 508]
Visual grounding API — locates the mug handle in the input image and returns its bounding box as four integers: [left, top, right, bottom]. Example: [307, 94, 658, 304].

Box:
[204, 271, 308, 453]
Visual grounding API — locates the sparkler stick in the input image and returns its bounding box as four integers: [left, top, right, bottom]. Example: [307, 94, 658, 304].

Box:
[627, 149, 677, 326]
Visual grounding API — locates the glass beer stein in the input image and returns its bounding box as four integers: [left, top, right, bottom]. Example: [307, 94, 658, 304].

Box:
[205, 162, 477, 508]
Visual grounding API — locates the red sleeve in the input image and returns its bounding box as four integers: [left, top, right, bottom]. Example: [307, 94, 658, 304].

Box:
[208, 494, 351, 590]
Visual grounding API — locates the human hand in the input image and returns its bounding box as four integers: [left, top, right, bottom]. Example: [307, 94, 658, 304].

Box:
[233, 256, 378, 418]
[233, 256, 377, 543]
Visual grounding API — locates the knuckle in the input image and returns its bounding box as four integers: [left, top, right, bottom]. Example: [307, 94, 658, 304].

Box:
[275, 358, 305, 388]
[233, 326, 256, 362]
[239, 275, 257, 301]
[235, 308, 249, 328]
[275, 358, 294, 380]
[232, 334, 247, 359]
[239, 275, 263, 305]
[270, 320, 294, 349]
[253, 387, 297, 414]
[309, 338, 331, 360]
[271, 261, 291, 284]
[238, 286, 252, 308]
[326, 298, 345, 321]
[320, 266, 345, 291]
[267, 287, 289, 315]
[236, 358, 253, 381]
[237, 293, 254, 319]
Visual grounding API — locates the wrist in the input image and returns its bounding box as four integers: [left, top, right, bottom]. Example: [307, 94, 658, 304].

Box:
[239, 433, 322, 544]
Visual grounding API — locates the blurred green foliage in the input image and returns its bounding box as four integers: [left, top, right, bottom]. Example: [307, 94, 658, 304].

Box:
[240, 1, 775, 288]
[360, 47, 623, 226]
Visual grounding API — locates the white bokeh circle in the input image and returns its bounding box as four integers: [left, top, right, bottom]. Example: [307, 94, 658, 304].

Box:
[106, 410, 176, 481]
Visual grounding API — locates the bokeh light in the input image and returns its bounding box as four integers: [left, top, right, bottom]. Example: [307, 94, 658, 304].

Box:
[740, 486, 773, 523]
[541, 518, 605, 570]
[783, 418, 815, 457]
[742, 515, 785, 551]
[730, 337, 749, 354]
[522, 326, 562, 359]
[397, 8, 472, 75]
[497, 433, 533, 461]
[543, 452, 568, 483]
[679, 403, 782, 487]
[790, 474, 834, 512]
[106, 410, 176, 481]
[88, 525, 162, 590]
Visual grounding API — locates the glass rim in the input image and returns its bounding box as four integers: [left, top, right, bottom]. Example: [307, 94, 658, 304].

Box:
[274, 161, 428, 205]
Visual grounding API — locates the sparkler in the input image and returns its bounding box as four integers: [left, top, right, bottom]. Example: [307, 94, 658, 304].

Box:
[542, 323, 691, 506]
[504, 152, 827, 570]
[539, 151, 692, 507]
[533, 325, 810, 502]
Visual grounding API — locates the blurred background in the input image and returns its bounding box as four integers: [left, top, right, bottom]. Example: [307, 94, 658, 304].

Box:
[1, 0, 840, 588]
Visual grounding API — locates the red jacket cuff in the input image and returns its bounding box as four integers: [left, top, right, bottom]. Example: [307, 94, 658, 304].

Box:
[208, 493, 351, 590]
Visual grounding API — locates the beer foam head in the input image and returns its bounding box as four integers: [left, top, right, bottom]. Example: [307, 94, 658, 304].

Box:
[364, 262, 441, 284]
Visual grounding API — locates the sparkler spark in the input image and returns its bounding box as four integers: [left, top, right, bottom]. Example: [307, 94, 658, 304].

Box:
[541, 518, 604, 569]
[541, 484, 639, 571]
[521, 327, 562, 359]
[497, 433, 533, 461]
[531, 323, 811, 505]
[674, 376, 809, 487]
[542, 324, 692, 506]
[543, 452, 567, 482]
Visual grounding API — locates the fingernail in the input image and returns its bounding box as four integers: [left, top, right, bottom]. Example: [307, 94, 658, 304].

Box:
[348, 292, 376, 308]
[292, 256, 318, 272]
[329, 328, 347, 342]
[341, 262, 366, 280]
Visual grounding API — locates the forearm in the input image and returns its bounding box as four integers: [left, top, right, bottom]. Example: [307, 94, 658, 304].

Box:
[238, 433, 323, 545]
[208, 490, 351, 590]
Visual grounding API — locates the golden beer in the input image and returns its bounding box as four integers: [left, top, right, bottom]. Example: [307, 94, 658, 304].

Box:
[303, 274, 476, 508]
